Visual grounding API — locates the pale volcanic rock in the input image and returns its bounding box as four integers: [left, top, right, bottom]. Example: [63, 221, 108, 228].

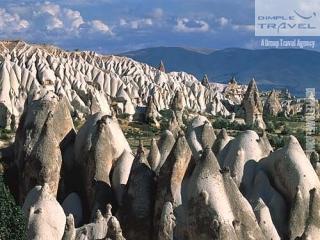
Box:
[156, 130, 176, 172]
[159, 60, 166, 73]
[219, 130, 272, 194]
[223, 77, 247, 105]
[147, 138, 161, 171]
[0, 40, 231, 128]
[263, 90, 282, 117]
[74, 113, 133, 218]
[145, 96, 160, 128]
[154, 132, 192, 239]
[201, 74, 210, 88]
[119, 143, 155, 240]
[186, 115, 216, 161]
[14, 93, 75, 203]
[70, 205, 126, 240]
[24, 184, 66, 240]
[253, 198, 281, 240]
[242, 79, 266, 129]
[158, 202, 176, 240]
[167, 111, 182, 138]
[212, 128, 232, 157]
[260, 136, 320, 239]
[206, 94, 230, 117]
[171, 91, 186, 125]
[187, 148, 266, 240]
[249, 170, 288, 237]
[5, 40, 320, 240]
[298, 188, 320, 239]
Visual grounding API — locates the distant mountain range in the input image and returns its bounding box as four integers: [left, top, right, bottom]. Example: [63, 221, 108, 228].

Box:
[120, 47, 320, 96]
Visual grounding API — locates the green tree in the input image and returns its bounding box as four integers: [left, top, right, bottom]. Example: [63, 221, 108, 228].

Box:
[0, 174, 26, 240]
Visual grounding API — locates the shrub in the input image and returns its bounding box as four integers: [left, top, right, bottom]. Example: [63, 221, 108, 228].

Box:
[0, 128, 12, 141]
[212, 117, 257, 131]
[266, 121, 276, 133]
[281, 124, 294, 135]
[0, 174, 26, 240]
[268, 135, 285, 149]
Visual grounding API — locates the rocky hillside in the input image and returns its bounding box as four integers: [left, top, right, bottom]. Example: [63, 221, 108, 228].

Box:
[2, 40, 320, 240]
[0, 40, 232, 130]
[3, 96, 320, 239]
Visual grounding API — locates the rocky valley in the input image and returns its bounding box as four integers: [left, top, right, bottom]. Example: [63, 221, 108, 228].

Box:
[0, 40, 320, 240]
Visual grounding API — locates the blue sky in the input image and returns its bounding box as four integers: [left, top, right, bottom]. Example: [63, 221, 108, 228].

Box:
[0, 0, 317, 53]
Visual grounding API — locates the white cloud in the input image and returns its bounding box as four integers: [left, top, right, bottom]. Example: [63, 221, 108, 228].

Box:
[46, 17, 64, 30]
[218, 17, 229, 27]
[120, 18, 153, 29]
[18, 20, 30, 29]
[89, 20, 113, 34]
[174, 18, 210, 33]
[232, 24, 255, 32]
[38, 1, 60, 16]
[63, 9, 84, 30]
[0, 8, 30, 32]
[0, 2, 113, 38]
[119, 18, 127, 26]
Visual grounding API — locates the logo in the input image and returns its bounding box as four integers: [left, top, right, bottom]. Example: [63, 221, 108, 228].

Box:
[255, 0, 320, 36]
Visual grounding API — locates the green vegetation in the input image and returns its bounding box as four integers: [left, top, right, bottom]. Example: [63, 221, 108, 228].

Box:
[267, 134, 285, 149]
[211, 117, 256, 131]
[0, 175, 26, 240]
[0, 128, 13, 141]
[159, 109, 173, 131]
[210, 115, 320, 151]
[120, 120, 160, 151]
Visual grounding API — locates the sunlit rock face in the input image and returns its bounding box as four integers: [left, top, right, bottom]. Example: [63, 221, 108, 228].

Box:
[74, 113, 134, 218]
[13, 111, 320, 240]
[14, 92, 75, 203]
[263, 90, 282, 117]
[242, 78, 266, 129]
[4, 40, 320, 240]
[23, 184, 66, 240]
[0, 40, 231, 129]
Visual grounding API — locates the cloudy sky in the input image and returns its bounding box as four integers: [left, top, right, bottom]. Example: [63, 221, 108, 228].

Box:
[0, 0, 317, 53]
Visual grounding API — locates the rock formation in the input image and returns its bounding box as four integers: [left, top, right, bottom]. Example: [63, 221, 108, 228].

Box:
[242, 78, 266, 129]
[187, 147, 266, 239]
[2, 40, 320, 240]
[154, 131, 192, 239]
[118, 143, 155, 240]
[23, 184, 66, 240]
[263, 90, 282, 117]
[259, 136, 320, 239]
[219, 130, 272, 192]
[145, 96, 161, 128]
[0, 40, 232, 129]
[74, 113, 134, 219]
[10, 108, 320, 240]
[14, 92, 75, 203]
[63, 204, 126, 240]
[159, 60, 166, 73]
[171, 91, 186, 126]
[186, 115, 216, 161]
[223, 76, 247, 105]
[201, 74, 210, 88]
